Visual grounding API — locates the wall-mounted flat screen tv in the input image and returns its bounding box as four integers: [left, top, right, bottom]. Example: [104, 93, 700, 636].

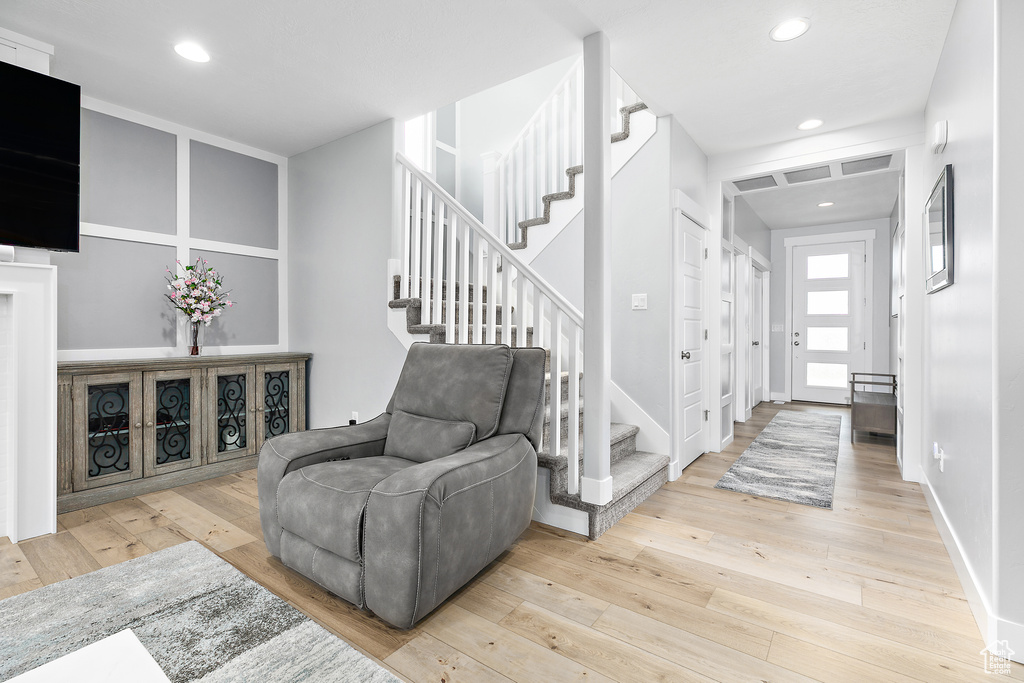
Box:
[0, 60, 81, 252]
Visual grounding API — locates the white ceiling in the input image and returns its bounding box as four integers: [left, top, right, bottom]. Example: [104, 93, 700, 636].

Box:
[739, 171, 902, 230]
[0, 0, 956, 158]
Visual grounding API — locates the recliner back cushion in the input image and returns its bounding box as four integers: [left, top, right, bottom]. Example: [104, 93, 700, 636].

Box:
[384, 409, 476, 463]
[389, 343, 513, 443]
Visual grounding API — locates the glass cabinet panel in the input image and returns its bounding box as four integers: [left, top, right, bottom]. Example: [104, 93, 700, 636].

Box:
[217, 373, 248, 454]
[87, 383, 132, 478]
[155, 378, 192, 465]
[263, 370, 290, 440]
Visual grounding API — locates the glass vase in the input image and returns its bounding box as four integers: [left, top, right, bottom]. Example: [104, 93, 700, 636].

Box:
[189, 321, 204, 356]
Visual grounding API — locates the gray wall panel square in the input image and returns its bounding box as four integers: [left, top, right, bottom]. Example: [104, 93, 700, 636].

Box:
[190, 249, 278, 346]
[80, 110, 177, 234]
[53, 236, 177, 349]
[190, 142, 279, 249]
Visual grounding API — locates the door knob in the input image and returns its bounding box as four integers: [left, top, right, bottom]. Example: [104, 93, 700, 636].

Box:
[752, 341, 760, 346]
[681, 351, 691, 360]
[794, 341, 800, 346]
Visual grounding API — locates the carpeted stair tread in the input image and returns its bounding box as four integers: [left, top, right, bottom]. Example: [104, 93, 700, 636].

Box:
[509, 102, 648, 251]
[537, 422, 638, 464]
[547, 451, 668, 519]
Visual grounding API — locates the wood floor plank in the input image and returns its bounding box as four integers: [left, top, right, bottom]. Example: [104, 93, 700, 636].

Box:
[176, 480, 259, 522]
[98, 497, 172, 535]
[137, 490, 256, 552]
[0, 577, 43, 599]
[0, 541, 37, 589]
[481, 563, 609, 626]
[67, 517, 150, 567]
[385, 633, 513, 683]
[421, 603, 616, 683]
[499, 601, 716, 683]
[767, 632, 922, 683]
[136, 522, 195, 552]
[452, 578, 524, 623]
[592, 604, 818, 683]
[17, 531, 101, 585]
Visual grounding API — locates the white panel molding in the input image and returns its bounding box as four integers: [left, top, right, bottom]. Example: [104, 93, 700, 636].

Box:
[71, 98, 289, 359]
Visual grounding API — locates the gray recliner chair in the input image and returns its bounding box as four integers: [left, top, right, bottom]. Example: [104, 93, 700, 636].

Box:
[258, 343, 545, 628]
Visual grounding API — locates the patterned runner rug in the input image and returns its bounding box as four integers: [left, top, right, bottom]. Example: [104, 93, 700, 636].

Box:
[0, 541, 399, 682]
[715, 410, 842, 508]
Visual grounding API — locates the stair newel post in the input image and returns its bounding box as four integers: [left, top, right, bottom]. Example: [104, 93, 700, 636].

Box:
[574, 64, 584, 168]
[581, 31, 613, 505]
[473, 235, 484, 344]
[550, 307, 567, 492]
[537, 107, 547, 214]
[445, 212, 457, 344]
[421, 189, 433, 326]
[549, 94, 560, 194]
[515, 142, 525, 244]
[458, 219, 470, 344]
[501, 257, 513, 346]
[481, 151, 501, 238]
[561, 80, 571, 181]
[410, 177, 422, 299]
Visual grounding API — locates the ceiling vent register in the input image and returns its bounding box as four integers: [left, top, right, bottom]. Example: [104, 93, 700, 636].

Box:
[783, 166, 831, 184]
[733, 175, 778, 192]
[842, 155, 893, 175]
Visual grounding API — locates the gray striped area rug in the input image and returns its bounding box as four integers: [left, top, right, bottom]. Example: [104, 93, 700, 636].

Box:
[0, 541, 399, 683]
[715, 411, 842, 508]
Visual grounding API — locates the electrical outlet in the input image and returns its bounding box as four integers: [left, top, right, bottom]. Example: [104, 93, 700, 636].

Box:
[350, 411, 359, 426]
[933, 442, 945, 472]
[631, 294, 648, 310]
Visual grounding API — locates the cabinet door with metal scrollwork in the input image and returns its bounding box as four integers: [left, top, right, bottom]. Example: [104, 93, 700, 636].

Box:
[71, 372, 144, 491]
[254, 362, 307, 451]
[205, 364, 258, 463]
[143, 369, 203, 476]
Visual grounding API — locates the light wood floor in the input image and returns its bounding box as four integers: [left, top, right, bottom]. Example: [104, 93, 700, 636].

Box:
[3, 402, 1021, 682]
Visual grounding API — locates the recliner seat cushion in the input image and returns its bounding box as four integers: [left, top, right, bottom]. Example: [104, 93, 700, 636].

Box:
[383, 409, 476, 463]
[390, 343, 512, 442]
[276, 457, 413, 562]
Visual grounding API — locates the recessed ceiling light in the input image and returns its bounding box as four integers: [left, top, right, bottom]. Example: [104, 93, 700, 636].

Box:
[770, 17, 811, 42]
[174, 42, 210, 63]
[818, 202, 834, 207]
[798, 119, 823, 131]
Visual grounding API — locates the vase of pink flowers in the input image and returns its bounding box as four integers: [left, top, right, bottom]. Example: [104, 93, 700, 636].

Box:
[166, 258, 234, 355]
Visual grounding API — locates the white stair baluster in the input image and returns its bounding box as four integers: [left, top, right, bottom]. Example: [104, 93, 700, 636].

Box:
[458, 220, 469, 344]
[549, 307, 563, 480]
[410, 178, 422, 299]
[567, 324, 581, 495]
[445, 212, 457, 343]
[401, 168, 411, 299]
[431, 203, 444, 325]
[420, 188, 433, 325]
[473, 235, 484, 344]
[532, 284, 543, 349]
[501, 259, 512, 346]
[486, 247, 498, 343]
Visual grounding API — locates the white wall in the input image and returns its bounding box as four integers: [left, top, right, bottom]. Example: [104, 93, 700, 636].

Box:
[289, 120, 408, 427]
[733, 195, 771, 257]
[768, 219, 892, 396]
[993, 0, 1024, 650]
[529, 115, 708, 432]
[456, 56, 578, 221]
[919, 0, 995, 639]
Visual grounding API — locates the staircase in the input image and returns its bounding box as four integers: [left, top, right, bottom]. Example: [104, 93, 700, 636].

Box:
[389, 273, 669, 540]
[388, 63, 668, 541]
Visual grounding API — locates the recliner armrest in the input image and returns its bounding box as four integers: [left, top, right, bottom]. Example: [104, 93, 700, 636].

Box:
[258, 413, 391, 557]
[363, 434, 537, 627]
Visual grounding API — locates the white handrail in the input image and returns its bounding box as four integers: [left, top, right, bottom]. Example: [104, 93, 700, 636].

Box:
[397, 152, 583, 328]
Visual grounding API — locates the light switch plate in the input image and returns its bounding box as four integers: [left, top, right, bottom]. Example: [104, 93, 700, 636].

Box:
[631, 294, 648, 310]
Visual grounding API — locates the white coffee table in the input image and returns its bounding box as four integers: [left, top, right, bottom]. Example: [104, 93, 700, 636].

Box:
[10, 629, 171, 683]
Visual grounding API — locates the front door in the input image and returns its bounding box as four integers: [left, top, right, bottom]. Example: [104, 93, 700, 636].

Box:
[792, 242, 868, 404]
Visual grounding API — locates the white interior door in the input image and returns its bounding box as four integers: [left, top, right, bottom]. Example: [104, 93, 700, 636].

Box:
[751, 269, 764, 406]
[792, 241, 867, 403]
[679, 215, 707, 467]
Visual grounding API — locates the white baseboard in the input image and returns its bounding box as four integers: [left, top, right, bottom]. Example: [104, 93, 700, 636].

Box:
[920, 474, 992, 646]
[770, 392, 788, 402]
[610, 381, 669, 453]
[532, 469, 588, 536]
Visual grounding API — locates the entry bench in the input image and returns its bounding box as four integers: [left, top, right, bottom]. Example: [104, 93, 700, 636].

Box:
[849, 373, 896, 443]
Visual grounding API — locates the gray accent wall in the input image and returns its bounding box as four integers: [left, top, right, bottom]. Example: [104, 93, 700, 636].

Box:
[289, 119, 408, 428]
[189, 250, 279, 346]
[80, 110, 176, 234]
[53, 236, 176, 349]
[190, 141, 279, 249]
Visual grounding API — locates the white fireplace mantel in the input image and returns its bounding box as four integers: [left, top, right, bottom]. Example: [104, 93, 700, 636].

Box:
[0, 262, 57, 542]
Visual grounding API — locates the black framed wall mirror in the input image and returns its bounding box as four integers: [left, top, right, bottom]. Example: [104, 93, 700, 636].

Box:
[925, 164, 954, 293]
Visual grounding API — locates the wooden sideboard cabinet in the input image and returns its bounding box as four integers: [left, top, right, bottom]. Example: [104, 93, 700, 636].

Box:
[57, 353, 310, 513]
